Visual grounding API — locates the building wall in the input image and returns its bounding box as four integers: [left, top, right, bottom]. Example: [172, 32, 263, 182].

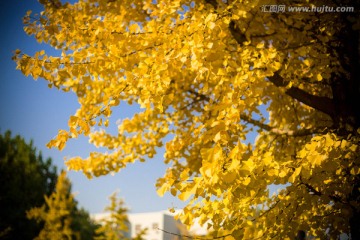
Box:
[92, 210, 208, 240]
[163, 214, 181, 240]
[128, 212, 165, 240]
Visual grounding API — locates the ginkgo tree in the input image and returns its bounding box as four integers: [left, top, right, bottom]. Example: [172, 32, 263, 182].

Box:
[14, 0, 360, 239]
[95, 192, 146, 240]
[27, 171, 79, 240]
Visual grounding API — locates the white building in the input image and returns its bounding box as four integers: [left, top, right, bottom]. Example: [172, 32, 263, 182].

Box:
[128, 211, 180, 240]
[92, 210, 207, 240]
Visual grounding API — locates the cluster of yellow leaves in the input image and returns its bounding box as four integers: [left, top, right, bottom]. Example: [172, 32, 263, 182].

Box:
[15, 0, 360, 239]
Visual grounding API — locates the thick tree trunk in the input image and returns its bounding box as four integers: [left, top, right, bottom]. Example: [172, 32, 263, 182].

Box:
[338, 11, 360, 240]
[349, 176, 360, 239]
[350, 209, 360, 239]
[332, 11, 360, 132]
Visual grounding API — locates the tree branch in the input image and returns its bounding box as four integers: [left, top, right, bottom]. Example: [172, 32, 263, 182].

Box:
[229, 21, 246, 46]
[240, 113, 329, 136]
[240, 114, 271, 131]
[157, 228, 232, 240]
[186, 89, 330, 136]
[299, 177, 347, 204]
[268, 72, 335, 117]
[204, 0, 218, 9]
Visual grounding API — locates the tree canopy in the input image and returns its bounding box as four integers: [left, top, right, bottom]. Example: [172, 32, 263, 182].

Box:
[0, 131, 99, 239]
[0, 131, 57, 239]
[27, 170, 79, 240]
[14, 0, 360, 239]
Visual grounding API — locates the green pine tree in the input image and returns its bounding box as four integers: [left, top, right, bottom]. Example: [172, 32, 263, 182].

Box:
[0, 131, 57, 239]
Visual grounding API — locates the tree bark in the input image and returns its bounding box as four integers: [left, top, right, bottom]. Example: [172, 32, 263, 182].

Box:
[349, 174, 360, 239]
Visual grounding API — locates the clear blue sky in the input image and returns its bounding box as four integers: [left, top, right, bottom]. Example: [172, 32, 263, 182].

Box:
[0, 0, 186, 214]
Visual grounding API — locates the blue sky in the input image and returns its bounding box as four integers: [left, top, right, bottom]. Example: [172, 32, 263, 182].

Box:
[0, 0, 186, 214]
